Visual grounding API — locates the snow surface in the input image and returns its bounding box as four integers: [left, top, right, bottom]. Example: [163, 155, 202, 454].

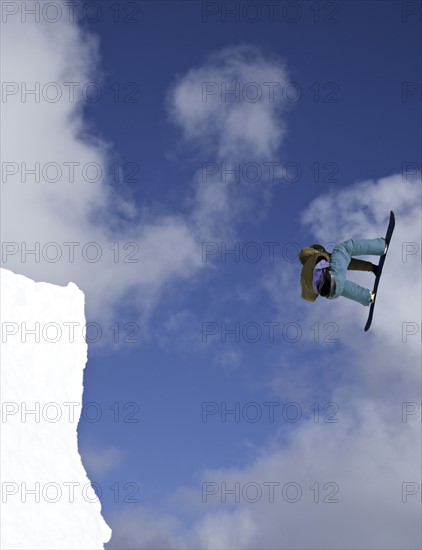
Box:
[0, 268, 111, 549]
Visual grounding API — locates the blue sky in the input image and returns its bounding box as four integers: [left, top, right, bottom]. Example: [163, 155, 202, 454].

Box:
[77, 1, 421, 544]
[2, 0, 421, 548]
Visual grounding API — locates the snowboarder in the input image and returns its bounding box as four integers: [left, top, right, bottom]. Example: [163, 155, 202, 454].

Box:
[298, 238, 388, 307]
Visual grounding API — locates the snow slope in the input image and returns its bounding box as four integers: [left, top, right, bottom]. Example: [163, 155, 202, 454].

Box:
[0, 268, 111, 549]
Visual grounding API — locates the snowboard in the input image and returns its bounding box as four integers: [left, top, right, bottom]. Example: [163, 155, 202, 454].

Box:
[364, 211, 395, 332]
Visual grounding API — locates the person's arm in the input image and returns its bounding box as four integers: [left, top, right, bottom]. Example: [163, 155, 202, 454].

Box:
[310, 244, 325, 252]
[298, 245, 327, 265]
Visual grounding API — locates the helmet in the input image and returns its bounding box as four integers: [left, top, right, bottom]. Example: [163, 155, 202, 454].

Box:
[317, 268, 335, 298]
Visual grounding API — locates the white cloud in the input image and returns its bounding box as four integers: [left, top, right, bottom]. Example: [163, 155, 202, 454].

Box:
[185, 402, 420, 550]
[81, 446, 124, 478]
[212, 349, 242, 373]
[2, 18, 287, 328]
[106, 508, 184, 549]
[1, 11, 201, 324]
[167, 44, 291, 237]
[167, 44, 289, 161]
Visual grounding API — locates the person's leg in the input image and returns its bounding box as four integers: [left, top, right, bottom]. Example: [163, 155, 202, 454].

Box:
[339, 238, 385, 258]
[329, 238, 384, 304]
[336, 280, 371, 306]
